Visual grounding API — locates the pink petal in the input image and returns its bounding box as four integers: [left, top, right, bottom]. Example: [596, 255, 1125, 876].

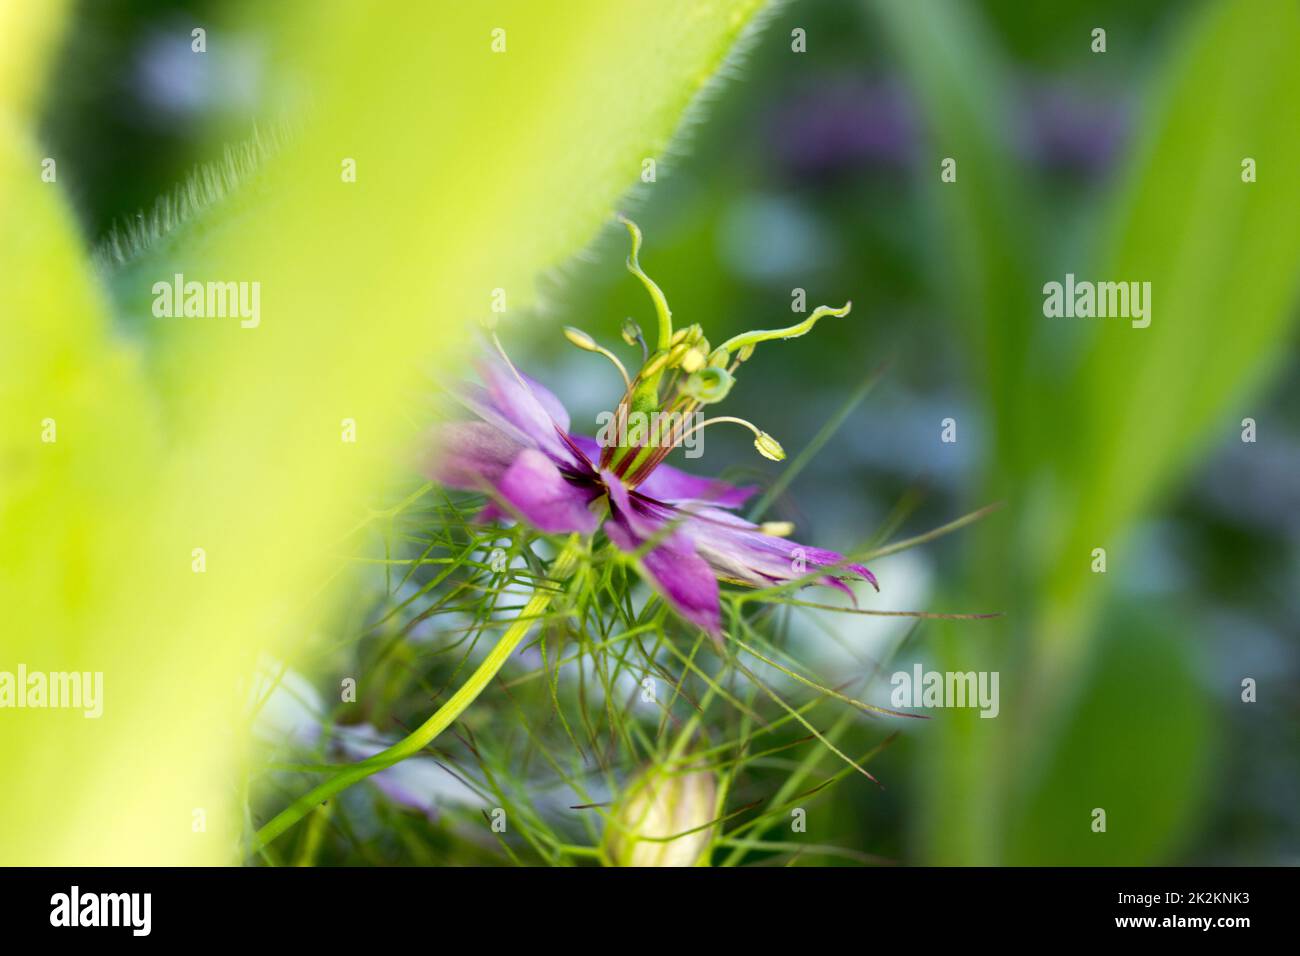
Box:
[605, 483, 877, 599]
[683, 506, 876, 592]
[603, 470, 722, 636]
[481, 355, 570, 432]
[604, 518, 722, 637]
[497, 449, 601, 534]
[424, 422, 525, 490]
[475, 356, 585, 470]
[636, 461, 759, 509]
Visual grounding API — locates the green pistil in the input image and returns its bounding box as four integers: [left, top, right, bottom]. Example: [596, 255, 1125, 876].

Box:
[719, 301, 852, 356]
[589, 218, 853, 488]
[606, 394, 696, 482]
[619, 215, 673, 351]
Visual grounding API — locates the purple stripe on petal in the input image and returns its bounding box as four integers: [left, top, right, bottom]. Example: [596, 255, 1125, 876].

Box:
[498, 449, 601, 534]
[571, 434, 603, 464]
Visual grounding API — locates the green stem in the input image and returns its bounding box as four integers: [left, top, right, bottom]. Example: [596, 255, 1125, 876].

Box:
[251, 535, 583, 854]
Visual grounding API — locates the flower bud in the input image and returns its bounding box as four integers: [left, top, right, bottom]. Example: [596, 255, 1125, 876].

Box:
[753, 430, 785, 461]
[604, 767, 717, 867]
[621, 317, 644, 348]
[563, 326, 599, 351]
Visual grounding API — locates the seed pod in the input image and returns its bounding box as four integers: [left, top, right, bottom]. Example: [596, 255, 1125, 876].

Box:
[604, 767, 717, 867]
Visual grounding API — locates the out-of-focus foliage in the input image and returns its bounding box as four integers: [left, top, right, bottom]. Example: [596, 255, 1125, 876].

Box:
[873, 0, 1300, 864]
[0, 0, 768, 864]
[0, 0, 68, 118]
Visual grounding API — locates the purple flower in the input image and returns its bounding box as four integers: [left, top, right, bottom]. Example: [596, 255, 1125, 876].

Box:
[427, 219, 877, 638]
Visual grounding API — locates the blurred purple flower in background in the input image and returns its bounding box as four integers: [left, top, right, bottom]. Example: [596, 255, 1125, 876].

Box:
[766, 75, 1128, 180]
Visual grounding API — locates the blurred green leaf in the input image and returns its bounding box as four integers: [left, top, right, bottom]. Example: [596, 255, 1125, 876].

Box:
[0, 0, 70, 119]
[1047, 1, 1300, 645]
[1006, 605, 1214, 864]
[874, 0, 1300, 864]
[868, 0, 1043, 472]
[0, 0, 769, 864]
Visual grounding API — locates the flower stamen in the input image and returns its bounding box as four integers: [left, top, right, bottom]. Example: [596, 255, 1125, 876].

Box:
[676, 415, 786, 462]
[563, 326, 632, 391]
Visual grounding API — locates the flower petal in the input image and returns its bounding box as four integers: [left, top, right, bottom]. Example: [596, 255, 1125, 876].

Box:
[445, 355, 590, 478]
[683, 506, 877, 592]
[518, 371, 572, 433]
[609, 489, 878, 597]
[604, 519, 722, 637]
[636, 460, 758, 509]
[423, 421, 525, 490]
[603, 471, 722, 636]
[474, 356, 586, 468]
[497, 449, 601, 534]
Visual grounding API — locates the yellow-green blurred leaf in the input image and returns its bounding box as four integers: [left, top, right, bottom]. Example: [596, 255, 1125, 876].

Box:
[0, 0, 768, 864]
